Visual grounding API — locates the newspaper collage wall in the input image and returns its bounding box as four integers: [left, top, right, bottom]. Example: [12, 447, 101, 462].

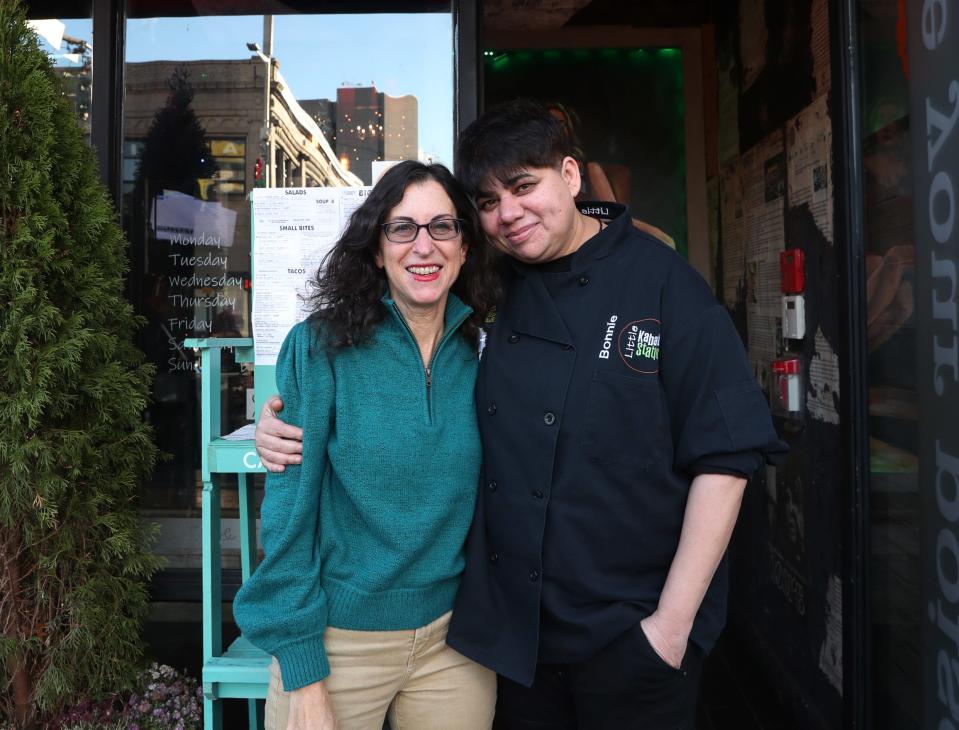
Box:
[714, 0, 844, 716]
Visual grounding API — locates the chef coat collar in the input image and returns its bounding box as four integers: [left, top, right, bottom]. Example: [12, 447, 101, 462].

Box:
[508, 202, 630, 279]
[500, 203, 629, 345]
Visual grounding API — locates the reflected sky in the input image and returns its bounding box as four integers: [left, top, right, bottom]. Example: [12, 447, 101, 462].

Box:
[126, 14, 453, 165]
[35, 18, 91, 67]
[50, 14, 454, 165]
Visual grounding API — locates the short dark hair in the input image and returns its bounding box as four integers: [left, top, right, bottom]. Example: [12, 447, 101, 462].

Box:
[306, 160, 499, 347]
[455, 98, 574, 198]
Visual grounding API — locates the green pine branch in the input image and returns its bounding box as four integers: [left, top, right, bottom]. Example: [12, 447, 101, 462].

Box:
[1, 2, 161, 726]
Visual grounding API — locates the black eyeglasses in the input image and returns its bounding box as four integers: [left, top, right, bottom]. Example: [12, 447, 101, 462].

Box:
[381, 218, 463, 243]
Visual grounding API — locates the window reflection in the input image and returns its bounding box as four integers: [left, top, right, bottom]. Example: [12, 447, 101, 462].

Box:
[29, 16, 93, 141]
[859, 0, 919, 727]
[121, 10, 454, 565]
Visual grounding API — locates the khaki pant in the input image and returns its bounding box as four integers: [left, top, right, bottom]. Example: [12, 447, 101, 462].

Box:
[266, 611, 496, 730]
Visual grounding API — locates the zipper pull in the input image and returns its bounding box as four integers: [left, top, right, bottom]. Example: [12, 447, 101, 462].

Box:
[426, 367, 432, 389]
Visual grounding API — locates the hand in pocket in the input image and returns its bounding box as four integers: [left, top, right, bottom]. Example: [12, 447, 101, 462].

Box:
[639, 615, 687, 671]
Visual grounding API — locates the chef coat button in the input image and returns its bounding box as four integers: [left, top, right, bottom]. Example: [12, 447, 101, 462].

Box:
[531, 489, 544, 500]
[487, 479, 498, 492]
[508, 334, 520, 343]
[488, 402, 497, 415]
[529, 569, 540, 582]
[579, 275, 590, 286]
[543, 412, 556, 426]
[489, 552, 499, 564]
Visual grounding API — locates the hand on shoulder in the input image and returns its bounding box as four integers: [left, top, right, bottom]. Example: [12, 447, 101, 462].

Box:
[255, 396, 304, 472]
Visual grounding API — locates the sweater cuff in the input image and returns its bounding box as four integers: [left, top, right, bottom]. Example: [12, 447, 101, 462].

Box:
[275, 636, 331, 691]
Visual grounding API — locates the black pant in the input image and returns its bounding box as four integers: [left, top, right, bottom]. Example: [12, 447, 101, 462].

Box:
[494, 622, 703, 730]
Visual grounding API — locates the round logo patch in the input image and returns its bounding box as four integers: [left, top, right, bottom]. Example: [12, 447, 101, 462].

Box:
[618, 318, 661, 373]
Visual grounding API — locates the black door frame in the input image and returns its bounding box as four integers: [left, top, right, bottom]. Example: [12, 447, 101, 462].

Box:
[831, 0, 870, 728]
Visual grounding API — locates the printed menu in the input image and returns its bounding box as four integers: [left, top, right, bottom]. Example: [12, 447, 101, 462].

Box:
[251, 187, 370, 365]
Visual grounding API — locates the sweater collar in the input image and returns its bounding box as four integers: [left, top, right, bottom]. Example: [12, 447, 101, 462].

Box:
[380, 291, 473, 339]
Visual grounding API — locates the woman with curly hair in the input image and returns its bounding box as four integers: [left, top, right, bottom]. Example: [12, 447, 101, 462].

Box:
[234, 161, 499, 730]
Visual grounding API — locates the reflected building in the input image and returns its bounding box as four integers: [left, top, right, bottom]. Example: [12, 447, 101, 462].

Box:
[121, 56, 363, 321]
[384, 93, 418, 165]
[335, 85, 419, 184]
[122, 57, 362, 283]
[301, 98, 337, 147]
[122, 58, 363, 502]
[124, 58, 360, 201]
[50, 36, 92, 140]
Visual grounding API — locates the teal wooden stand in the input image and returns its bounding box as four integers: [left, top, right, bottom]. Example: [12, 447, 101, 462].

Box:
[184, 337, 270, 730]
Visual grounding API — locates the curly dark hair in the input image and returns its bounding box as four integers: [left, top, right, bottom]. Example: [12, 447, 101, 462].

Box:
[306, 160, 500, 347]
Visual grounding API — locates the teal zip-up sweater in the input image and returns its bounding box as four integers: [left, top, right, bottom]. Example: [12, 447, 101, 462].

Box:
[234, 294, 481, 691]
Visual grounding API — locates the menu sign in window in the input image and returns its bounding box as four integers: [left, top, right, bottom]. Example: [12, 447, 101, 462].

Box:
[251, 187, 370, 365]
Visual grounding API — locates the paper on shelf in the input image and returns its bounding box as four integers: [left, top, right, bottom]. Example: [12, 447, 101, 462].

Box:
[221, 422, 256, 441]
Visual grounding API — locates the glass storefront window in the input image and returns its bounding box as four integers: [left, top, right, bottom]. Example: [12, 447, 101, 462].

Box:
[122, 7, 454, 567]
[859, 1, 919, 727]
[28, 10, 93, 141]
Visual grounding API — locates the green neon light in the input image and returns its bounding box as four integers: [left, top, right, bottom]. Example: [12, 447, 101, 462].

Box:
[482, 47, 683, 71]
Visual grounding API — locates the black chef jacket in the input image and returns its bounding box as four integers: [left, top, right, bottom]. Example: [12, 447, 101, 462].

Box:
[446, 205, 787, 687]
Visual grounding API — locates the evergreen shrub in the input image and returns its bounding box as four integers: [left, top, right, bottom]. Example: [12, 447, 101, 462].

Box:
[0, 2, 161, 726]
